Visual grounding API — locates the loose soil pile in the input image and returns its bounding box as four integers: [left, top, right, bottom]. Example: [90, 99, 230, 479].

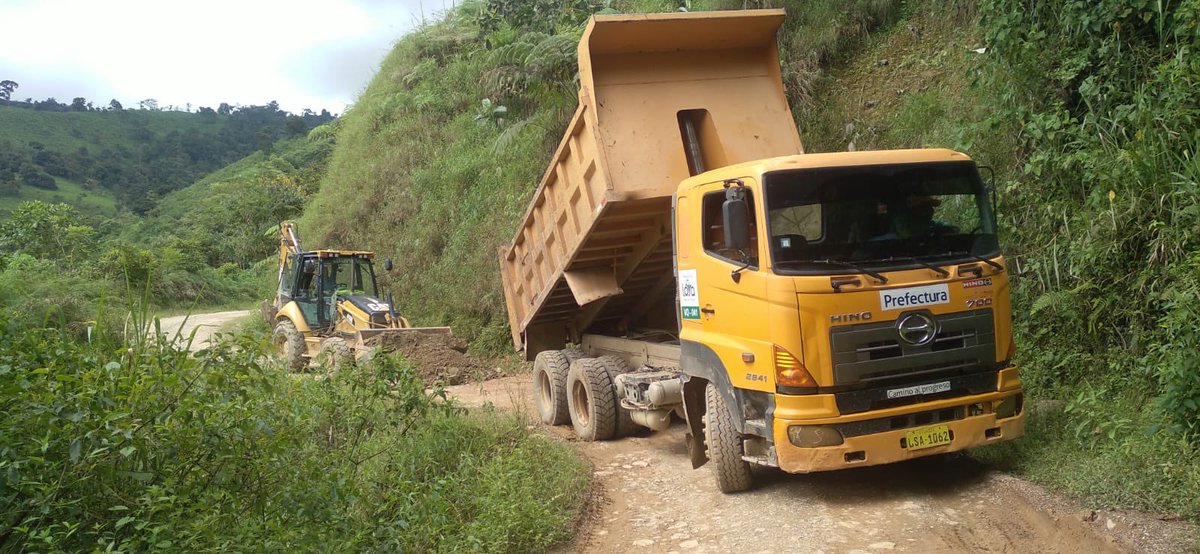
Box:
[366, 332, 499, 386]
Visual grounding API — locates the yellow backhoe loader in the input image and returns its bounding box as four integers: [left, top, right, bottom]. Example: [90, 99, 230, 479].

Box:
[265, 222, 451, 370]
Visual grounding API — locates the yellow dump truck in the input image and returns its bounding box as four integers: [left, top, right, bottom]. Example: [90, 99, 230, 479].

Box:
[498, 9, 1024, 492]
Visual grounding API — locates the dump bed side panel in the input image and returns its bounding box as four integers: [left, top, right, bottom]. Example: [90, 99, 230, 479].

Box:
[499, 103, 612, 350]
[500, 10, 801, 354]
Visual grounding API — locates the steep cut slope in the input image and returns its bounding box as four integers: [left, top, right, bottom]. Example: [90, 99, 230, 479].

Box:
[298, 0, 905, 350]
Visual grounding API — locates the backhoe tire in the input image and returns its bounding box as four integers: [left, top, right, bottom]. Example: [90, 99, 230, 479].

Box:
[317, 337, 353, 374]
[705, 382, 753, 493]
[272, 320, 306, 371]
[356, 346, 378, 366]
[533, 350, 573, 425]
[566, 357, 618, 441]
[596, 355, 637, 438]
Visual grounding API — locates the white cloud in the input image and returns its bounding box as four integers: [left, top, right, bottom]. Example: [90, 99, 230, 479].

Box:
[0, 0, 440, 113]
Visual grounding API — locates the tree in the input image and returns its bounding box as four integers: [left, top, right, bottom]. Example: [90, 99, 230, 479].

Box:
[70, 97, 88, 111]
[217, 102, 233, 115]
[0, 201, 95, 262]
[108, 99, 123, 111]
[284, 114, 306, 137]
[19, 164, 57, 190]
[137, 98, 158, 111]
[0, 80, 16, 101]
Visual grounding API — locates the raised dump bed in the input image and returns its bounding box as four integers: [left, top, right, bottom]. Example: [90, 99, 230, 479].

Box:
[498, 9, 804, 356]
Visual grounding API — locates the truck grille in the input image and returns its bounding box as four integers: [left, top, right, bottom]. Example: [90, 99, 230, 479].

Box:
[829, 309, 995, 388]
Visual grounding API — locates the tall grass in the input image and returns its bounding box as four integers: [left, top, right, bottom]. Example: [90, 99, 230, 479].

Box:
[0, 301, 587, 552]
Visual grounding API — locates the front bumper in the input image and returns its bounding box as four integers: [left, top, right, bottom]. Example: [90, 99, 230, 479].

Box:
[771, 368, 1024, 474]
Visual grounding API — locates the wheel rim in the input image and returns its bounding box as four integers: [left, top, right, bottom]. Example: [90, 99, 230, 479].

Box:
[571, 379, 590, 427]
[537, 370, 552, 409]
[274, 333, 288, 357]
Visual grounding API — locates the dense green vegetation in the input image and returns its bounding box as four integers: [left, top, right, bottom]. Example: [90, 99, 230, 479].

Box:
[0, 311, 587, 551]
[296, 0, 1200, 522]
[783, 0, 1200, 520]
[0, 114, 339, 333]
[0, 102, 332, 215]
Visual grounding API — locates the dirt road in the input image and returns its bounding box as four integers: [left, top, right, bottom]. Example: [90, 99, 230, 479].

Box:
[158, 310, 254, 352]
[448, 375, 1196, 554]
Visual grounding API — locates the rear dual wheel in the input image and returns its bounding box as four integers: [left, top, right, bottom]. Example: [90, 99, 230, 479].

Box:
[532, 349, 578, 425]
[566, 357, 619, 441]
[533, 349, 635, 441]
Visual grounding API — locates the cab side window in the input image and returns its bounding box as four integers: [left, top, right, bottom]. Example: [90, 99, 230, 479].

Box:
[280, 255, 295, 296]
[702, 189, 758, 267]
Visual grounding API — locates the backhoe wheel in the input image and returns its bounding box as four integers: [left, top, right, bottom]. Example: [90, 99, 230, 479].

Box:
[704, 382, 753, 493]
[533, 350, 573, 426]
[272, 320, 306, 371]
[566, 358, 618, 441]
[317, 337, 353, 374]
[595, 355, 637, 438]
[356, 346, 378, 366]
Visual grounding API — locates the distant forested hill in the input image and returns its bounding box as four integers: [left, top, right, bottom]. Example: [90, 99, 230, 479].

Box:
[0, 99, 334, 216]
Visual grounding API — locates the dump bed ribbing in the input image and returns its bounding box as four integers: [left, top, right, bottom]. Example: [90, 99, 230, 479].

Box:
[498, 9, 803, 355]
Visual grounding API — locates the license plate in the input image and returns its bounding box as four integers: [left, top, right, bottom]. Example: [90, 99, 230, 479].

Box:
[905, 425, 952, 450]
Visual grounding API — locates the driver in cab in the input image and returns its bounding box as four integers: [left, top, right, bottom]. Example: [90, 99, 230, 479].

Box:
[871, 195, 957, 241]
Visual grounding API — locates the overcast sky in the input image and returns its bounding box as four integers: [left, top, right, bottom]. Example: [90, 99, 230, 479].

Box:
[0, 0, 459, 115]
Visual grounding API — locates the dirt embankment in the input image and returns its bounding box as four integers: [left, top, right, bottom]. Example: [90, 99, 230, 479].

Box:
[367, 332, 500, 386]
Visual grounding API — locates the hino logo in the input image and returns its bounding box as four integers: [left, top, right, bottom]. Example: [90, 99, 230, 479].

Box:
[831, 311, 872, 324]
[896, 312, 938, 346]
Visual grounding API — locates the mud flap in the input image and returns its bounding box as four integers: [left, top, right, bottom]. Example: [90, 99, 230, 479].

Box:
[682, 374, 709, 469]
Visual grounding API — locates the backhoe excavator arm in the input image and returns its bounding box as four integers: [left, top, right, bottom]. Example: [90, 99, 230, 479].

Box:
[277, 221, 303, 290]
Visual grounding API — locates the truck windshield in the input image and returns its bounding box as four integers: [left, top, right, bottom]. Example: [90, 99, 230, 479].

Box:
[763, 161, 998, 275]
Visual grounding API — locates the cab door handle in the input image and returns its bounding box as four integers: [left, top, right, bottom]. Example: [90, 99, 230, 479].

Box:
[700, 307, 715, 315]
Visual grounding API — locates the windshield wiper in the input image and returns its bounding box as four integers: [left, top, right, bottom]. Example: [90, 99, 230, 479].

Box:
[807, 259, 889, 283]
[868, 256, 950, 278]
[930, 250, 1004, 272]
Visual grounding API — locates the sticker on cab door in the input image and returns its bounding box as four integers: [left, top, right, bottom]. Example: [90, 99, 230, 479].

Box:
[880, 283, 950, 311]
[679, 269, 700, 320]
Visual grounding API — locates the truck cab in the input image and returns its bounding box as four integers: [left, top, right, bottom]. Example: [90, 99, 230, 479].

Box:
[675, 149, 1023, 475]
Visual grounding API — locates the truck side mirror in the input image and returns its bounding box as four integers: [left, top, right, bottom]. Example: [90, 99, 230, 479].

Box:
[723, 187, 750, 251]
[384, 258, 394, 272]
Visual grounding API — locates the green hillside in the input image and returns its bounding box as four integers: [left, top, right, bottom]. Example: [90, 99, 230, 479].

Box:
[0, 103, 333, 215]
[298, 0, 1200, 522]
[123, 126, 336, 269]
[0, 105, 218, 154]
[0, 175, 116, 217]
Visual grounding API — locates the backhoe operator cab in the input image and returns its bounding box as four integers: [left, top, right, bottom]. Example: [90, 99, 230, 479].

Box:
[281, 251, 387, 330]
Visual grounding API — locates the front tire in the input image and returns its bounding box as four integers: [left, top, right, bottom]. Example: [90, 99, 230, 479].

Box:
[705, 382, 753, 493]
[566, 358, 618, 441]
[533, 350, 573, 425]
[317, 337, 352, 373]
[272, 320, 306, 371]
